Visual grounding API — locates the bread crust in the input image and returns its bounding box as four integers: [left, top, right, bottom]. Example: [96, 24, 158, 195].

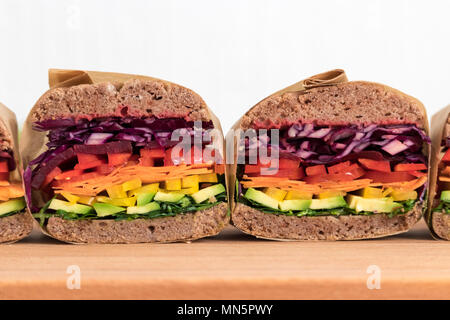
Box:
[240, 81, 427, 130]
[0, 211, 34, 243]
[30, 79, 210, 123]
[44, 202, 229, 244]
[232, 202, 422, 241]
[431, 211, 450, 240]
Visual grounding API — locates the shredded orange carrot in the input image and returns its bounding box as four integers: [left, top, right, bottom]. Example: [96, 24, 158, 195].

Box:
[241, 175, 427, 195]
[52, 163, 214, 196]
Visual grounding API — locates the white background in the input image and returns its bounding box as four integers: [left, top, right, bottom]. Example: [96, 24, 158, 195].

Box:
[0, 0, 449, 132]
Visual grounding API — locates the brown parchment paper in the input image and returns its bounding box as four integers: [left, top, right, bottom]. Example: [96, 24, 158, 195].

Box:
[0, 102, 33, 243]
[20, 69, 228, 244]
[226, 69, 430, 241]
[425, 105, 450, 239]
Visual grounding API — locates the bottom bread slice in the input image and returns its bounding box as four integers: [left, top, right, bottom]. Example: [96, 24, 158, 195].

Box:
[45, 202, 229, 244]
[431, 212, 450, 240]
[0, 211, 34, 243]
[232, 202, 422, 240]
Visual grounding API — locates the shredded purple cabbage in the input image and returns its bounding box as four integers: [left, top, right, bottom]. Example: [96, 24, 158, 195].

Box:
[249, 123, 430, 165]
[26, 117, 214, 212]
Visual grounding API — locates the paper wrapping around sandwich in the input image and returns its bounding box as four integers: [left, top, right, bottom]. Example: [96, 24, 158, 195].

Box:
[0, 102, 32, 244]
[226, 69, 348, 214]
[425, 105, 450, 239]
[21, 69, 228, 244]
[226, 69, 430, 240]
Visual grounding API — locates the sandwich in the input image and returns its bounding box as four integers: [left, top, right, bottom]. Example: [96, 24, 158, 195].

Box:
[21, 69, 228, 244]
[0, 103, 32, 243]
[426, 105, 450, 239]
[230, 69, 430, 240]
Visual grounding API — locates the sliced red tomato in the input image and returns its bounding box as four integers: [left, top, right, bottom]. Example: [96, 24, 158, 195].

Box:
[362, 171, 416, 183]
[54, 169, 84, 181]
[343, 165, 366, 180]
[327, 161, 351, 174]
[74, 159, 106, 170]
[254, 168, 304, 180]
[408, 170, 427, 178]
[358, 158, 391, 173]
[305, 165, 327, 176]
[394, 163, 427, 172]
[244, 159, 273, 174]
[278, 158, 300, 169]
[165, 146, 204, 166]
[52, 172, 102, 187]
[441, 166, 450, 176]
[95, 164, 115, 175]
[164, 148, 175, 166]
[0, 172, 9, 182]
[304, 166, 365, 184]
[443, 149, 450, 163]
[140, 157, 155, 167]
[41, 167, 62, 187]
[108, 153, 131, 166]
[304, 174, 328, 184]
[190, 145, 204, 164]
[77, 153, 101, 165]
[0, 160, 9, 173]
[140, 148, 165, 159]
[214, 163, 225, 175]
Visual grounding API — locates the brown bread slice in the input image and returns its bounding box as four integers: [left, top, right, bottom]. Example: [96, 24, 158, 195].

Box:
[431, 212, 450, 240]
[233, 203, 421, 241]
[0, 212, 34, 243]
[31, 79, 210, 123]
[240, 81, 426, 130]
[232, 79, 429, 241]
[46, 203, 228, 244]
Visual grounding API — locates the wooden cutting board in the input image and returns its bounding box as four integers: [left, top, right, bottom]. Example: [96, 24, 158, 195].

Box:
[1, 220, 449, 300]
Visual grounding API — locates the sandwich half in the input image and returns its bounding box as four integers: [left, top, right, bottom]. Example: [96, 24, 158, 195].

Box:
[0, 103, 32, 243]
[426, 105, 450, 239]
[230, 69, 430, 240]
[21, 69, 228, 244]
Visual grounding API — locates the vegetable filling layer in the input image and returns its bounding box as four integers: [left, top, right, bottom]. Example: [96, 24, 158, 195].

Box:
[433, 137, 450, 213]
[237, 123, 429, 217]
[24, 117, 226, 224]
[0, 151, 26, 218]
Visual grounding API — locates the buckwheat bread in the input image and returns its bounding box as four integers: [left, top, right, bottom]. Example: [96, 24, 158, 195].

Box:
[0, 212, 34, 243]
[426, 105, 450, 240]
[21, 69, 228, 244]
[0, 103, 33, 243]
[230, 69, 429, 241]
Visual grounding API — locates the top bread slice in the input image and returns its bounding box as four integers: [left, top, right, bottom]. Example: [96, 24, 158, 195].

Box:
[239, 81, 427, 130]
[232, 80, 429, 241]
[31, 79, 211, 123]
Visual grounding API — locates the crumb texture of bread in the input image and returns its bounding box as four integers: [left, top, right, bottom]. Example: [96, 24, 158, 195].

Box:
[240, 81, 426, 130]
[0, 212, 34, 243]
[432, 212, 450, 240]
[232, 202, 422, 241]
[31, 79, 210, 122]
[45, 203, 229, 244]
[0, 118, 13, 151]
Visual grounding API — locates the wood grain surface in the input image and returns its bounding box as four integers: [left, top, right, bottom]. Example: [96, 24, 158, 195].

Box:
[0, 220, 449, 300]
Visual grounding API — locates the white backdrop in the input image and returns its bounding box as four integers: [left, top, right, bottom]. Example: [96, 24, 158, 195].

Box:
[0, 0, 449, 132]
